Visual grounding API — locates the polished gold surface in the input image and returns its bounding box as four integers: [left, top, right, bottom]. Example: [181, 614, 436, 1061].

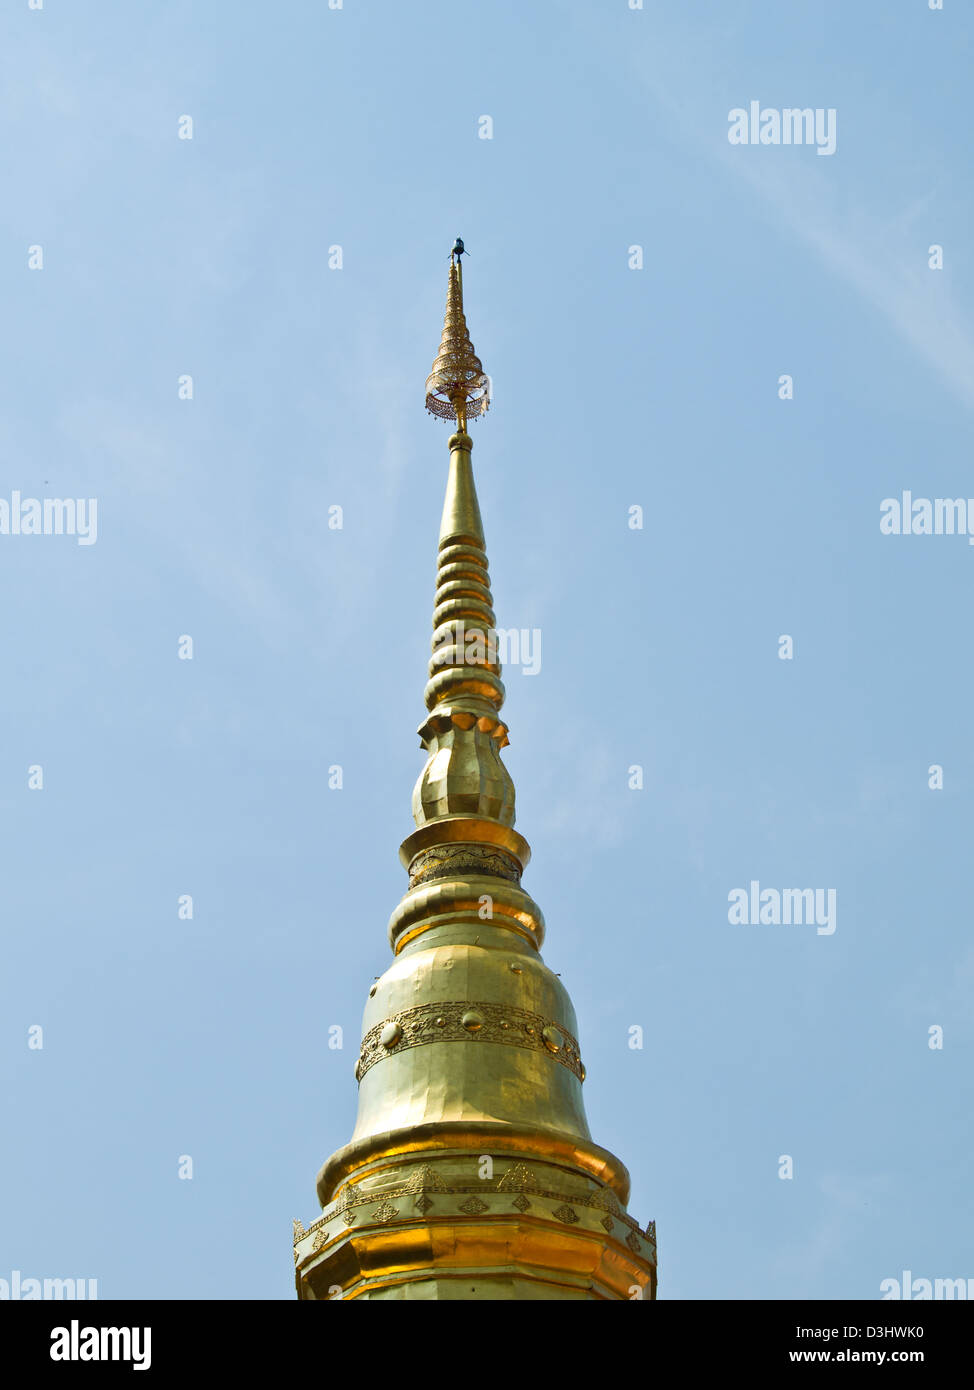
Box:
[297, 246, 656, 1301]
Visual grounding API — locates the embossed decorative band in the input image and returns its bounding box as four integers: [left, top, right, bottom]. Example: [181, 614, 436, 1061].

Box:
[355, 999, 583, 1082]
[296, 1161, 655, 1275]
[407, 843, 522, 889]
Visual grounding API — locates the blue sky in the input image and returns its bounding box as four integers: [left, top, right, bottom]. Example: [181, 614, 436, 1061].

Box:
[2, 0, 972, 1300]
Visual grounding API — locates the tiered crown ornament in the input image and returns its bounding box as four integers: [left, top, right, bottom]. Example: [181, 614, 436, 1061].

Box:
[294, 242, 657, 1301]
[424, 238, 489, 432]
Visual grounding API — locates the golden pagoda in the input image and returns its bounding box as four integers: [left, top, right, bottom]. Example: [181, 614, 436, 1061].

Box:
[293, 245, 657, 1300]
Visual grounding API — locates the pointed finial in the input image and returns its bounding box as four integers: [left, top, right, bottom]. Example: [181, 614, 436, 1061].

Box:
[425, 240, 489, 432]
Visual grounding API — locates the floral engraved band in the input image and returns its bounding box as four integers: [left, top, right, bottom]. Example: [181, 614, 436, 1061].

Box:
[355, 1000, 584, 1083]
[407, 843, 522, 888]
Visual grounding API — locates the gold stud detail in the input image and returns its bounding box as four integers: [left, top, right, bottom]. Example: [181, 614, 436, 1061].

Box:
[380, 1021, 403, 1048]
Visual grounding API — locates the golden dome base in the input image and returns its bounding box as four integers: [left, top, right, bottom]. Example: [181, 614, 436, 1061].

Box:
[296, 1150, 656, 1302]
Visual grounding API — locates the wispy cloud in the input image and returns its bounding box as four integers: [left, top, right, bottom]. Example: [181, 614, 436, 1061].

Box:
[726, 154, 974, 410]
[630, 42, 974, 410]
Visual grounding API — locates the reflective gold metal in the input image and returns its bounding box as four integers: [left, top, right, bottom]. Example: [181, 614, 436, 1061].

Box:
[296, 247, 656, 1301]
[424, 254, 490, 432]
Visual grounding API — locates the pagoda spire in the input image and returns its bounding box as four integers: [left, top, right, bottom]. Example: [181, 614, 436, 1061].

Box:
[294, 244, 657, 1301]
